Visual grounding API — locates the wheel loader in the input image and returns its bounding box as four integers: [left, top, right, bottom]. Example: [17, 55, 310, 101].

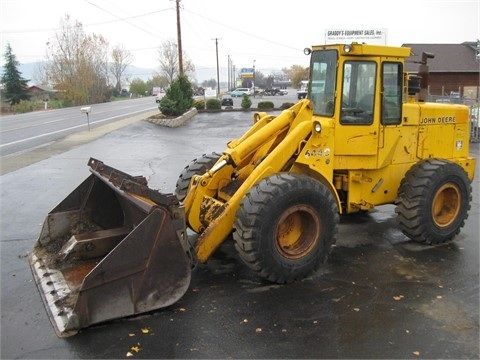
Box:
[29, 43, 476, 337]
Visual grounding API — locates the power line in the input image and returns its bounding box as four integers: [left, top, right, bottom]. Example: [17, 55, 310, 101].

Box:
[183, 8, 301, 52]
[3, 7, 173, 36]
[84, 0, 168, 39]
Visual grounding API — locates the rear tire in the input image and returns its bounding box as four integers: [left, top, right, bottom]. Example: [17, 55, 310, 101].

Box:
[233, 173, 339, 283]
[175, 152, 221, 201]
[395, 159, 472, 244]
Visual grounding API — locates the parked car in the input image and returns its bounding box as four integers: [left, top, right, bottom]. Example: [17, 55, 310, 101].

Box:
[221, 95, 233, 106]
[263, 88, 287, 96]
[230, 88, 252, 97]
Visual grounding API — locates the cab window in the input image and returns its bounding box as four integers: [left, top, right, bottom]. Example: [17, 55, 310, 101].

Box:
[341, 61, 376, 125]
[310, 50, 337, 116]
[381, 62, 402, 125]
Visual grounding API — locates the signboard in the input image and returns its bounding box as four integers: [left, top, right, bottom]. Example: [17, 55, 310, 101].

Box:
[241, 68, 254, 79]
[204, 87, 217, 97]
[325, 28, 387, 45]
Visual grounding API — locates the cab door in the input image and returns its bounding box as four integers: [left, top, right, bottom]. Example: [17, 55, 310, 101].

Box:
[335, 60, 379, 158]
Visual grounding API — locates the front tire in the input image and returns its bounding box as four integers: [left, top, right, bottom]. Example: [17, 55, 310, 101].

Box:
[395, 159, 472, 244]
[175, 152, 221, 201]
[233, 173, 339, 283]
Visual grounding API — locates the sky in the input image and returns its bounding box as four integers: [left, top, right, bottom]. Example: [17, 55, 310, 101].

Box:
[1, 0, 479, 82]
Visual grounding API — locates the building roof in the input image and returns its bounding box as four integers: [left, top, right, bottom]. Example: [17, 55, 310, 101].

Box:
[402, 42, 479, 73]
[28, 84, 56, 92]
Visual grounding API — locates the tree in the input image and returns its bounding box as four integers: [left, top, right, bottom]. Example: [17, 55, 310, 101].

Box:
[110, 44, 133, 92]
[159, 75, 194, 116]
[1, 43, 30, 105]
[201, 78, 217, 89]
[282, 65, 309, 89]
[45, 15, 109, 105]
[129, 78, 149, 96]
[147, 74, 169, 92]
[158, 39, 195, 86]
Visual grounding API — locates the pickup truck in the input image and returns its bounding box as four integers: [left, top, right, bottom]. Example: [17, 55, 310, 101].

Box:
[297, 88, 308, 99]
[297, 81, 308, 99]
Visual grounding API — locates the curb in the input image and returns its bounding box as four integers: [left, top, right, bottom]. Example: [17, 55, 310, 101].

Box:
[147, 108, 198, 127]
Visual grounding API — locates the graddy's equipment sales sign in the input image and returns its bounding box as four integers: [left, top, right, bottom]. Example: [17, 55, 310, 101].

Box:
[325, 29, 387, 45]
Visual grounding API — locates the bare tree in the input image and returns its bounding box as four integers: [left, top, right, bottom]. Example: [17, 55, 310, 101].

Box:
[158, 39, 195, 86]
[45, 15, 109, 105]
[110, 44, 133, 92]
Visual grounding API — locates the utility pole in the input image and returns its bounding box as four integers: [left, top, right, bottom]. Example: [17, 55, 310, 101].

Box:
[233, 65, 236, 88]
[213, 38, 221, 97]
[227, 55, 231, 91]
[253, 60, 256, 98]
[176, 0, 184, 76]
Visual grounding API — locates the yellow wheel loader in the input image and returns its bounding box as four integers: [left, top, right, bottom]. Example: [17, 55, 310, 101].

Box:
[29, 43, 476, 337]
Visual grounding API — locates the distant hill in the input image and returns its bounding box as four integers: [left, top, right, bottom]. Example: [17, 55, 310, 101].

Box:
[1, 61, 285, 87]
[0, 62, 158, 86]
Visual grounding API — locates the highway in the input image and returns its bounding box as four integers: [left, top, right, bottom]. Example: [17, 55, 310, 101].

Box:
[0, 96, 158, 156]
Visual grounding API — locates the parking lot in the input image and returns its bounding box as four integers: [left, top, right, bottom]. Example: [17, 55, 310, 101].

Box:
[1, 104, 479, 359]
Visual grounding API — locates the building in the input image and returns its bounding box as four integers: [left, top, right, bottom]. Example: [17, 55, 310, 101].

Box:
[402, 42, 479, 102]
[27, 84, 57, 102]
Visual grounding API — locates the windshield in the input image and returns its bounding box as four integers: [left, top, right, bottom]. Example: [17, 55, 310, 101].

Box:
[309, 50, 337, 116]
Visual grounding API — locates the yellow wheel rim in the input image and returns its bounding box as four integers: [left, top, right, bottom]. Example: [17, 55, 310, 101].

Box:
[432, 183, 461, 227]
[275, 205, 320, 259]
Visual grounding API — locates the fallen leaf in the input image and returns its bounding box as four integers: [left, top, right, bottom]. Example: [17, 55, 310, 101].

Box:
[255, 328, 262, 333]
[353, 308, 360, 312]
[436, 295, 443, 299]
[179, 307, 186, 312]
[413, 351, 420, 356]
[131, 345, 141, 353]
[141, 327, 150, 334]
[128, 333, 135, 337]
[393, 295, 404, 301]
[126, 352, 133, 357]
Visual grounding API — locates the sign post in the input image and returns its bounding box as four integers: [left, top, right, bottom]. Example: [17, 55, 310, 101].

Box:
[81, 106, 92, 131]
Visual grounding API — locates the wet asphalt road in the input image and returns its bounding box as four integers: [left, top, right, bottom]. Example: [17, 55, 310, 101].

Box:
[0, 108, 479, 359]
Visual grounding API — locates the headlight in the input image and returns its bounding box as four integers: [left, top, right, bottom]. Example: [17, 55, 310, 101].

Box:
[304, 47, 312, 55]
[344, 44, 352, 53]
[313, 121, 322, 133]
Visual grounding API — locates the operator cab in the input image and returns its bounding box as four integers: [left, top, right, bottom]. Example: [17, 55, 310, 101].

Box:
[307, 43, 404, 127]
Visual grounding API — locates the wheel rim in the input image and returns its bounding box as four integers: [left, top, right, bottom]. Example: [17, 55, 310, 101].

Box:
[432, 182, 461, 227]
[275, 205, 320, 259]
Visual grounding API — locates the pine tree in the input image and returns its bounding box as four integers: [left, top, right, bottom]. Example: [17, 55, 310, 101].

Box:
[1, 43, 31, 105]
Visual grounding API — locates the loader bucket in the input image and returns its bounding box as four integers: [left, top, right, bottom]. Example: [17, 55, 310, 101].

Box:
[29, 158, 192, 337]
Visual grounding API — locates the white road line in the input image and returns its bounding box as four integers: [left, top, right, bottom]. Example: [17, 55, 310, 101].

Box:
[0, 109, 152, 149]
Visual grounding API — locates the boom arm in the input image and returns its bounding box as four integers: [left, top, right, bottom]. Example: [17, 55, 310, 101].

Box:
[183, 100, 315, 262]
